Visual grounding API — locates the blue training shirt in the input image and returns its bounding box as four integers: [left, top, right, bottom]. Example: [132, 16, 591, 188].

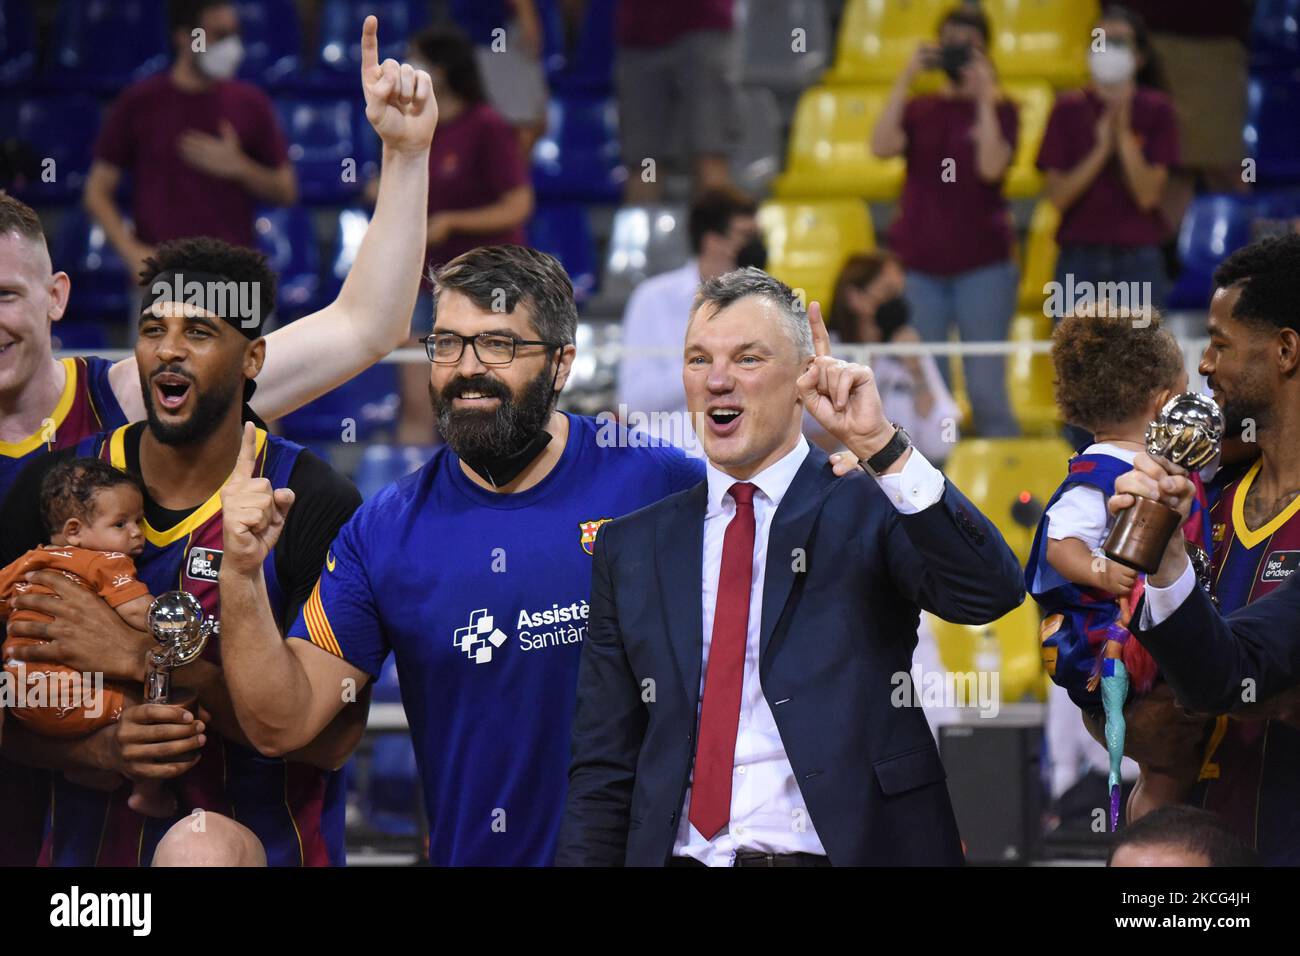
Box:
[289, 413, 704, 865]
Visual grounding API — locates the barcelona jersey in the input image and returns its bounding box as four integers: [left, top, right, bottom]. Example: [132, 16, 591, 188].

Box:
[1027, 451, 1211, 709]
[0, 356, 126, 866]
[35, 423, 347, 867]
[0, 357, 127, 503]
[289, 413, 704, 865]
[1194, 459, 1300, 863]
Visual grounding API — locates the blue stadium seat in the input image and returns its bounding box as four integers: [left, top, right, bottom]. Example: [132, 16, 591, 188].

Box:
[275, 97, 364, 203]
[277, 207, 399, 445]
[593, 203, 690, 311]
[1168, 194, 1274, 309]
[49, 0, 169, 91]
[254, 207, 321, 317]
[53, 209, 133, 322]
[366, 734, 420, 837]
[323, 207, 371, 299]
[1245, 71, 1300, 184]
[354, 444, 434, 500]
[531, 94, 623, 202]
[528, 203, 596, 303]
[277, 364, 400, 445]
[536, 0, 569, 76]
[0, 0, 37, 87]
[314, 0, 430, 89]
[548, 0, 616, 93]
[235, 0, 301, 89]
[1252, 0, 1300, 70]
[50, 321, 110, 352]
[0, 93, 101, 203]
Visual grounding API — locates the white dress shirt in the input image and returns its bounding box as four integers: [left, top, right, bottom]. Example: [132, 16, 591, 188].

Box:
[1138, 559, 1197, 629]
[674, 435, 947, 865]
[616, 260, 703, 453]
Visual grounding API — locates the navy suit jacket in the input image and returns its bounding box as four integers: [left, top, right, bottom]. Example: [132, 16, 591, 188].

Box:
[555, 445, 1025, 866]
[1133, 573, 1300, 714]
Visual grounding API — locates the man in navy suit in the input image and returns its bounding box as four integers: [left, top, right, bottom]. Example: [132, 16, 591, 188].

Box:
[556, 268, 1025, 867]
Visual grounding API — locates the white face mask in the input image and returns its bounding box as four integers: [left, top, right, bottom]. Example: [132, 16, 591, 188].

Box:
[197, 35, 244, 81]
[1089, 46, 1136, 85]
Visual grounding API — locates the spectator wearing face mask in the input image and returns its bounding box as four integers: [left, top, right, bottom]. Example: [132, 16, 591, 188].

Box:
[824, 251, 961, 465]
[1037, 5, 1179, 323]
[871, 5, 1020, 439]
[83, 0, 297, 282]
[616, 187, 765, 455]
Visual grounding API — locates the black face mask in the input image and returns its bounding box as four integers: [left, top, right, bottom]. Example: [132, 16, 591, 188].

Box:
[875, 295, 911, 342]
[941, 43, 972, 84]
[736, 236, 768, 270]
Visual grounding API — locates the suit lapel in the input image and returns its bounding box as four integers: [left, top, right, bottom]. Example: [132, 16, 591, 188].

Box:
[656, 482, 707, 706]
[759, 448, 836, 664]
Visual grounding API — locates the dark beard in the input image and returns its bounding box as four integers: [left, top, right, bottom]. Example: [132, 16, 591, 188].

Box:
[1216, 383, 1270, 440]
[432, 364, 556, 463]
[141, 365, 242, 446]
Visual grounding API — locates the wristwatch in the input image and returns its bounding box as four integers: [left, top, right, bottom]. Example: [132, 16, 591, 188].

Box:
[860, 425, 912, 477]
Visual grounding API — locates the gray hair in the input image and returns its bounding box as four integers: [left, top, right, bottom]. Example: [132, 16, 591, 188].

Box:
[430, 245, 578, 346]
[691, 267, 814, 360]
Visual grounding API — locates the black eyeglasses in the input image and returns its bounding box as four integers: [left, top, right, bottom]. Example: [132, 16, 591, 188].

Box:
[421, 331, 562, 366]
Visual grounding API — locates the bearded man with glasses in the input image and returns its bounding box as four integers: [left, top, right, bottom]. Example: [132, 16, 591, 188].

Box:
[212, 244, 712, 865]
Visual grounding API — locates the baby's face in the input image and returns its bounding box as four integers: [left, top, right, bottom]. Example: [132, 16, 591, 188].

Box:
[77, 486, 146, 557]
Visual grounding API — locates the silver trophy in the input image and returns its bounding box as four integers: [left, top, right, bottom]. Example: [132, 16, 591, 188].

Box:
[144, 591, 213, 704]
[1103, 392, 1224, 574]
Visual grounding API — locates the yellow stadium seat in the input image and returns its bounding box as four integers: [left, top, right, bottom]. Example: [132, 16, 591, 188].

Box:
[1018, 198, 1060, 310]
[758, 199, 875, 310]
[926, 599, 1048, 703]
[1001, 80, 1053, 198]
[773, 86, 904, 201]
[945, 330, 973, 433]
[1008, 312, 1060, 435]
[941, 435, 1073, 565]
[826, 0, 951, 86]
[987, 0, 1098, 88]
[928, 434, 1075, 702]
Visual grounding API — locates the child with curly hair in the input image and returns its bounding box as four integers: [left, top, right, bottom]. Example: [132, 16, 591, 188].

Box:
[1026, 308, 1213, 829]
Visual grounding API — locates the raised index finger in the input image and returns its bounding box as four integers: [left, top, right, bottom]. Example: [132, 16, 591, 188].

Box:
[361, 14, 380, 78]
[231, 421, 258, 482]
[808, 301, 832, 358]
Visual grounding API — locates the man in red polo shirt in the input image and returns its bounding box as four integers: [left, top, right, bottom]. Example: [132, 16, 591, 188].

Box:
[83, 0, 296, 280]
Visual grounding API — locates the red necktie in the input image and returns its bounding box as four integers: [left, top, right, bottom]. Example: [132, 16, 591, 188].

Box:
[689, 481, 757, 840]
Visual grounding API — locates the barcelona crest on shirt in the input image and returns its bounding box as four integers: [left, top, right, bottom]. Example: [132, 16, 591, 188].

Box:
[580, 518, 612, 556]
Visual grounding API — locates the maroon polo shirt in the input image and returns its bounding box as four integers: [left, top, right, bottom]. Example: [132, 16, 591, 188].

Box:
[617, 0, 734, 49]
[424, 102, 528, 274]
[93, 72, 288, 248]
[1036, 87, 1180, 248]
[887, 94, 1019, 276]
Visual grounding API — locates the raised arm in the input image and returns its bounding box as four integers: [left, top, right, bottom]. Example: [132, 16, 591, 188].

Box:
[108, 15, 438, 423]
[218, 423, 371, 756]
[871, 43, 932, 159]
[797, 302, 1024, 622]
[1115, 453, 1300, 712]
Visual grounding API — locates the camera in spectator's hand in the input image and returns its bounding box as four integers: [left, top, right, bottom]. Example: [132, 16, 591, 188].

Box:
[929, 43, 972, 83]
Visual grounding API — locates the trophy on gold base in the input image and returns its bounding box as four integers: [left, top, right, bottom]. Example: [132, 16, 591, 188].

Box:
[1103, 393, 1223, 574]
